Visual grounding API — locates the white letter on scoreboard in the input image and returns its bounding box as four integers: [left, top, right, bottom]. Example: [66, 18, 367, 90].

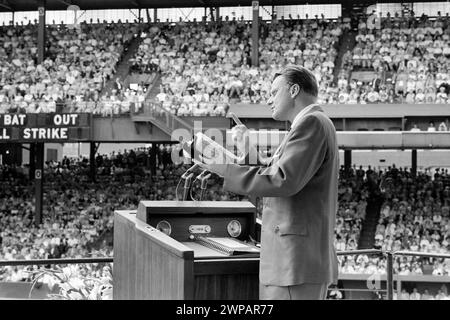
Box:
[54, 114, 62, 125]
[70, 114, 78, 125]
[4, 114, 11, 125]
[60, 128, 68, 139]
[23, 128, 31, 139]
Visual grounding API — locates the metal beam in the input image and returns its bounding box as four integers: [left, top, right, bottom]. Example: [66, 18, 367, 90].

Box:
[90, 141, 96, 182]
[54, 0, 73, 6]
[0, 1, 12, 11]
[0, 0, 448, 12]
[34, 142, 44, 226]
[94, 142, 100, 154]
[37, 0, 45, 64]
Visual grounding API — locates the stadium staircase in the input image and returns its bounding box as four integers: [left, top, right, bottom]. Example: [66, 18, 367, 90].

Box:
[332, 29, 356, 84]
[101, 33, 144, 96]
[131, 102, 194, 138]
[144, 73, 163, 101]
[358, 194, 383, 249]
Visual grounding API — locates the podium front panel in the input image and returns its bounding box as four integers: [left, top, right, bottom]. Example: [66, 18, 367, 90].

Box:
[114, 201, 260, 300]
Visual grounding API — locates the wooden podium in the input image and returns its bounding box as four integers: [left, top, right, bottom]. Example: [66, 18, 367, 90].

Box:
[113, 201, 260, 300]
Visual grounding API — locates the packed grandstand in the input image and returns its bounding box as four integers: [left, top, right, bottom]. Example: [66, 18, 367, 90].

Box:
[1, 3, 450, 300]
[1, 148, 450, 297]
[2, 13, 450, 116]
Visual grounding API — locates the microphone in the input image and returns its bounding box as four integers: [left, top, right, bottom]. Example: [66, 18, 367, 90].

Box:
[199, 172, 211, 201]
[194, 169, 209, 181]
[190, 170, 210, 201]
[181, 163, 199, 179]
[200, 173, 211, 189]
[183, 172, 194, 200]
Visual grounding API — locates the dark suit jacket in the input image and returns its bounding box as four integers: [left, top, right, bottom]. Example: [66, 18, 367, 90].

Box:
[222, 106, 339, 286]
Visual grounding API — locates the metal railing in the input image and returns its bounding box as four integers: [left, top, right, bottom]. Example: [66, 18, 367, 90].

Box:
[1, 250, 450, 300]
[334, 249, 450, 300]
[0, 257, 113, 267]
[141, 101, 194, 136]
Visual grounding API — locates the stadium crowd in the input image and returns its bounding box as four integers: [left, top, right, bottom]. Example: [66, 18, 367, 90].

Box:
[393, 286, 450, 300]
[334, 13, 450, 104]
[2, 144, 450, 282]
[134, 16, 345, 115]
[334, 165, 372, 253]
[374, 166, 450, 276]
[337, 165, 450, 276]
[0, 21, 141, 115]
[134, 17, 252, 116]
[0, 145, 242, 282]
[1, 14, 450, 117]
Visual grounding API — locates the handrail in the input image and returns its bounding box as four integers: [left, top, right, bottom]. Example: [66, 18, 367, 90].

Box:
[151, 102, 194, 130]
[0, 257, 113, 267]
[393, 250, 450, 259]
[142, 101, 194, 136]
[143, 73, 160, 101]
[336, 249, 383, 256]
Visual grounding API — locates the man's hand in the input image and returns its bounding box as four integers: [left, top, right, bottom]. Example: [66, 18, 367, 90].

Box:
[232, 124, 270, 166]
[197, 154, 228, 177]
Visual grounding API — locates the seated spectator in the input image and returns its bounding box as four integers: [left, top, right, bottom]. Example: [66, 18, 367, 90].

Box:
[428, 121, 437, 132]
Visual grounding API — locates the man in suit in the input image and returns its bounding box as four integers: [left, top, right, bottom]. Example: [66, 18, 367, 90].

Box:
[199, 65, 339, 300]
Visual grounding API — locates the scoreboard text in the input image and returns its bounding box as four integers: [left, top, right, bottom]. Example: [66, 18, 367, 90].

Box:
[0, 113, 92, 142]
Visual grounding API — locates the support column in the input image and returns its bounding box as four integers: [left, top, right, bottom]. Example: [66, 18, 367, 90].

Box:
[90, 142, 96, 182]
[411, 149, 417, 177]
[251, 1, 259, 67]
[150, 143, 157, 175]
[35, 142, 44, 226]
[215, 7, 220, 21]
[37, 1, 46, 64]
[29, 143, 36, 180]
[154, 8, 158, 23]
[344, 150, 352, 173]
[386, 252, 394, 300]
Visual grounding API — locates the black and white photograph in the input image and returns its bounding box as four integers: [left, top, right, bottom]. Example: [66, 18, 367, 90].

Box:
[0, 0, 450, 307]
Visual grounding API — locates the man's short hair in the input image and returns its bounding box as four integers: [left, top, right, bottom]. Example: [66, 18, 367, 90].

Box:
[273, 65, 319, 98]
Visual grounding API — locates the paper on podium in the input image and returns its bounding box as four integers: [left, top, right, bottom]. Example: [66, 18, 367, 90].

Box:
[194, 236, 260, 256]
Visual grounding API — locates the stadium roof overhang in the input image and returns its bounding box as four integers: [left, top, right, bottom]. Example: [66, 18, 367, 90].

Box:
[0, 0, 443, 12]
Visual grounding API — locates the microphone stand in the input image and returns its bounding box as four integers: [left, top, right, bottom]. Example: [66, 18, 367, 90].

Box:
[199, 173, 211, 201]
[182, 173, 194, 201]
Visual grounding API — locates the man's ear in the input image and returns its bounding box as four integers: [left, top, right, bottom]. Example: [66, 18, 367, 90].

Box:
[290, 84, 300, 98]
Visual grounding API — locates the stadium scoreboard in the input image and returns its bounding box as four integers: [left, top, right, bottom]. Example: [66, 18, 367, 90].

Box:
[0, 113, 92, 142]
